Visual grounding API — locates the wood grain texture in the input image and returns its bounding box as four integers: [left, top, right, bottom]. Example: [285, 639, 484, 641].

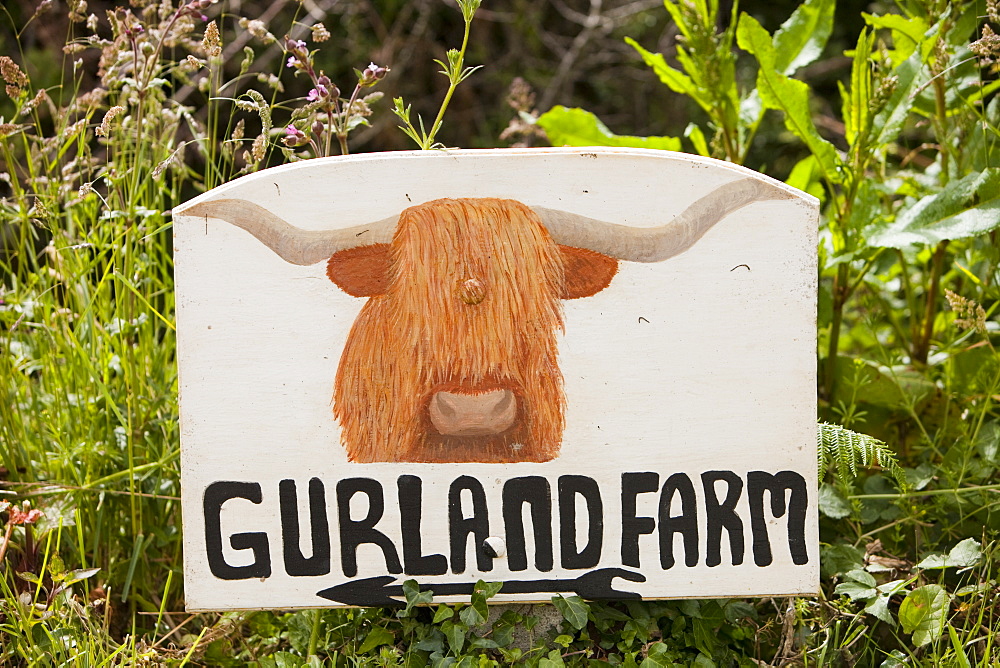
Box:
[174, 147, 819, 611]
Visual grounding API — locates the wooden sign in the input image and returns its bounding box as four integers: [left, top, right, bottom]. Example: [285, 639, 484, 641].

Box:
[174, 147, 819, 611]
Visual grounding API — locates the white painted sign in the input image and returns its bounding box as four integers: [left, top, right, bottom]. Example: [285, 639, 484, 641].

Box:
[174, 147, 819, 611]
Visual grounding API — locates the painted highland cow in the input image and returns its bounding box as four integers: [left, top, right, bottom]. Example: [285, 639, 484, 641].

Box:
[185, 179, 789, 463]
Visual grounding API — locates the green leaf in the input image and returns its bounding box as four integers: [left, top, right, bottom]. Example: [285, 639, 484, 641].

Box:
[459, 600, 486, 627]
[692, 617, 715, 657]
[772, 0, 836, 74]
[537, 106, 681, 151]
[899, 584, 949, 646]
[786, 155, 825, 202]
[863, 13, 928, 67]
[433, 604, 454, 623]
[845, 569, 877, 587]
[818, 484, 852, 519]
[841, 29, 874, 147]
[400, 579, 434, 617]
[540, 649, 566, 667]
[738, 14, 842, 180]
[869, 169, 1000, 248]
[551, 594, 590, 630]
[684, 123, 709, 157]
[864, 595, 896, 625]
[64, 567, 101, 585]
[881, 650, 909, 668]
[818, 422, 907, 491]
[948, 625, 972, 668]
[441, 620, 466, 654]
[358, 625, 395, 654]
[736, 13, 776, 69]
[870, 53, 924, 150]
[821, 543, 865, 579]
[946, 538, 982, 569]
[640, 643, 674, 668]
[834, 570, 878, 601]
[877, 579, 912, 595]
[626, 37, 700, 100]
[834, 581, 876, 601]
[915, 538, 982, 570]
[475, 580, 503, 599]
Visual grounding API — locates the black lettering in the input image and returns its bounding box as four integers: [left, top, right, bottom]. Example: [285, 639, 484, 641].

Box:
[203, 481, 271, 580]
[702, 471, 744, 566]
[658, 473, 698, 569]
[448, 476, 491, 574]
[558, 475, 603, 569]
[621, 472, 658, 567]
[336, 478, 402, 578]
[279, 478, 330, 577]
[398, 475, 448, 575]
[747, 471, 809, 566]
[503, 477, 553, 572]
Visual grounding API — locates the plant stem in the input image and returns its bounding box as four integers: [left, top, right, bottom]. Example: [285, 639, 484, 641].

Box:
[913, 240, 948, 365]
[825, 262, 849, 402]
[426, 15, 473, 148]
[307, 608, 322, 657]
[850, 482, 1000, 500]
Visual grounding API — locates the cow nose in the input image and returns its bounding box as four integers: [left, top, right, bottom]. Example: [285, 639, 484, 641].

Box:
[457, 277, 486, 305]
[429, 389, 516, 436]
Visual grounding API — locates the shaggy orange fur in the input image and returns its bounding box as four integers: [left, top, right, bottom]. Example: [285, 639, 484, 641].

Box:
[334, 198, 569, 463]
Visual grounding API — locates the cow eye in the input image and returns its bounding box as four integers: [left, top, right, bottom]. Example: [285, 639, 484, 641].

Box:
[457, 277, 486, 305]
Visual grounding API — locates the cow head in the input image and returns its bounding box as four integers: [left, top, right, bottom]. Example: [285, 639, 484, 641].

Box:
[184, 178, 791, 463]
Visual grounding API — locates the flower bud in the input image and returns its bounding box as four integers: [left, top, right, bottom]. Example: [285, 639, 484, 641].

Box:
[282, 125, 309, 147]
[359, 62, 389, 86]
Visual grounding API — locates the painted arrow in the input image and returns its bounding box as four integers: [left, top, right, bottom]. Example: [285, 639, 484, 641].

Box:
[316, 568, 646, 606]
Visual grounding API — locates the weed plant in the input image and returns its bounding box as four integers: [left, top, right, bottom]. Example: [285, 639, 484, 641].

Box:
[1, 0, 999, 665]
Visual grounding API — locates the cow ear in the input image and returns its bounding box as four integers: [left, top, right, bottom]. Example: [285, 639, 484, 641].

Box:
[559, 245, 619, 299]
[326, 244, 392, 297]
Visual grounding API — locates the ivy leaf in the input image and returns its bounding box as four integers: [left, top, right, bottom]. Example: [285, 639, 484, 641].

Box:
[357, 625, 395, 654]
[459, 600, 486, 627]
[540, 649, 566, 667]
[433, 604, 454, 623]
[639, 642, 673, 668]
[475, 580, 503, 600]
[441, 620, 466, 654]
[552, 595, 590, 630]
[899, 584, 949, 646]
[868, 169, 1000, 248]
[400, 579, 434, 617]
[537, 106, 681, 151]
[772, 0, 836, 75]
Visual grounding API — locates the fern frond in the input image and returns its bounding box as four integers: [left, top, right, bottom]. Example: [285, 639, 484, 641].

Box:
[817, 422, 909, 491]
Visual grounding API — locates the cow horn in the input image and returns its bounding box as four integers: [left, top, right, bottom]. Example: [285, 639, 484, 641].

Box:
[533, 178, 797, 262]
[180, 199, 397, 265]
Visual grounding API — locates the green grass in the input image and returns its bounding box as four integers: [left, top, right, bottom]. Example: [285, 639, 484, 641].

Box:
[2, 0, 1000, 665]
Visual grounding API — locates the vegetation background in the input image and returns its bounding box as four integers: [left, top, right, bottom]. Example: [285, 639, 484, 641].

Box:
[1, 0, 998, 665]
